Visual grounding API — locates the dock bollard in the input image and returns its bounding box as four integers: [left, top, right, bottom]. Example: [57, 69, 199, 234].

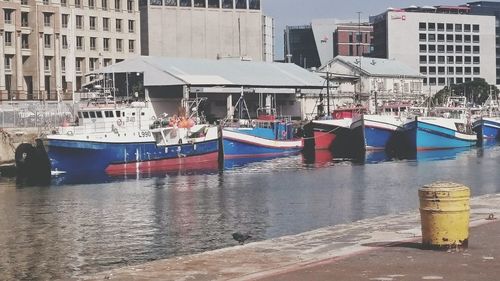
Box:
[419, 182, 470, 249]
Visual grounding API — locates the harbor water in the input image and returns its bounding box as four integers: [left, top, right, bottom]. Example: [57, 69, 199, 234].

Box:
[2, 144, 500, 280]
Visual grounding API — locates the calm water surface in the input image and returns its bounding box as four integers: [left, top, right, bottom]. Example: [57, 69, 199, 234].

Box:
[1, 144, 500, 280]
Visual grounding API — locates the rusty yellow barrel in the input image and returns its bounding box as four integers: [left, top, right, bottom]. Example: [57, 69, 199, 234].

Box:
[419, 182, 470, 249]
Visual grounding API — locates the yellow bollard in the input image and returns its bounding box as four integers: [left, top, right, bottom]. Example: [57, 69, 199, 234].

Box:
[419, 182, 470, 249]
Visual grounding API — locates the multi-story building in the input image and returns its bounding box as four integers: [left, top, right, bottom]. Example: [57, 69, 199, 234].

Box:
[333, 23, 373, 57]
[0, 0, 141, 101]
[370, 5, 496, 94]
[284, 19, 373, 69]
[139, 0, 264, 61]
[468, 1, 500, 85]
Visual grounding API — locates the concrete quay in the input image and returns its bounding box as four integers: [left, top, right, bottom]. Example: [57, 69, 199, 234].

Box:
[76, 193, 500, 281]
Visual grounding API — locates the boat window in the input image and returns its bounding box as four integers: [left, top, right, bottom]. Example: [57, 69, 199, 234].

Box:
[78, 112, 83, 118]
[132, 112, 136, 116]
[89, 112, 96, 118]
[105, 111, 114, 118]
[141, 112, 145, 116]
[122, 111, 125, 116]
[115, 111, 121, 117]
[96, 111, 103, 118]
[82, 112, 89, 118]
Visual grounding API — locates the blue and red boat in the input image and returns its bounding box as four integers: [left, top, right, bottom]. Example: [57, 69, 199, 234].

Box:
[473, 117, 500, 141]
[41, 95, 221, 176]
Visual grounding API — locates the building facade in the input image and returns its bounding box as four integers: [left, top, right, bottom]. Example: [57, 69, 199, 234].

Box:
[0, 0, 141, 101]
[284, 19, 373, 69]
[468, 1, 500, 85]
[333, 23, 373, 57]
[371, 6, 496, 95]
[139, 0, 264, 61]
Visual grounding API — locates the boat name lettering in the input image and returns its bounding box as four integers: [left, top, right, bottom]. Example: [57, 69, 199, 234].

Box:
[138, 130, 152, 138]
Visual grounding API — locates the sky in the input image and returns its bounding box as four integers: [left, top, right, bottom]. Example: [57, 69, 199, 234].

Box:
[262, 0, 467, 60]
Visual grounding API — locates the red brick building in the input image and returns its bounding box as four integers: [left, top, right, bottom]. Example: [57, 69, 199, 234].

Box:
[333, 23, 373, 57]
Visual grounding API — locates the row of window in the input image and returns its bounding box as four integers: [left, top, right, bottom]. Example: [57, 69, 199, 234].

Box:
[419, 22, 480, 33]
[4, 55, 122, 73]
[60, 0, 136, 12]
[147, 0, 260, 9]
[420, 66, 480, 75]
[419, 33, 480, 43]
[419, 44, 480, 54]
[423, 77, 481, 86]
[77, 110, 144, 119]
[419, 55, 480, 64]
[62, 15, 135, 33]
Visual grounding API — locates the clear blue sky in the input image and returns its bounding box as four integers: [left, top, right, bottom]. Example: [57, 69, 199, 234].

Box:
[262, 0, 467, 60]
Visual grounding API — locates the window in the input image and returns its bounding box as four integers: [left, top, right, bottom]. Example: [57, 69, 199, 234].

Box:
[473, 67, 480, 75]
[419, 55, 427, 63]
[104, 58, 112, 66]
[194, 0, 205, 7]
[128, 20, 134, 33]
[62, 35, 68, 49]
[428, 45, 436, 53]
[455, 24, 462, 32]
[429, 77, 436, 85]
[127, 0, 134, 11]
[456, 45, 462, 53]
[76, 36, 84, 50]
[472, 24, 479, 32]
[90, 16, 97, 30]
[464, 35, 471, 43]
[4, 32, 12, 46]
[438, 45, 444, 53]
[208, 0, 219, 8]
[76, 15, 83, 29]
[464, 24, 471, 32]
[62, 57, 66, 71]
[464, 45, 471, 54]
[103, 38, 110, 51]
[465, 67, 471, 75]
[473, 46, 479, 54]
[473, 56, 480, 64]
[419, 44, 426, 52]
[179, 0, 191, 6]
[419, 22, 426, 30]
[419, 33, 426, 42]
[222, 0, 233, 8]
[446, 34, 453, 42]
[429, 66, 436, 74]
[456, 77, 463, 84]
[43, 0, 49, 4]
[446, 23, 453, 32]
[44, 13, 52, 27]
[446, 45, 453, 53]
[128, 40, 135, 52]
[44, 57, 51, 71]
[89, 58, 98, 71]
[456, 56, 463, 64]
[61, 0, 67, 5]
[44, 34, 52, 48]
[4, 55, 11, 71]
[21, 0, 29, 4]
[438, 66, 445, 74]
[62, 14, 69, 28]
[455, 34, 462, 42]
[103, 18, 110, 31]
[428, 22, 435, 31]
[473, 35, 479, 43]
[4, 9, 13, 24]
[21, 12, 29, 27]
[448, 67, 454, 74]
[76, 58, 83, 72]
[164, 0, 176, 5]
[437, 23, 444, 31]
[116, 19, 122, 32]
[420, 66, 427, 74]
[438, 78, 445, 85]
[429, 56, 436, 64]
[116, 39, 123, 52]
[115, 0, 121, 10]
[151, 0, 162, 4]
[21, 34, 29, 49]
[102, 0, 108, 10]
[235, 0, 246, 9]
[89, 0, 95, 8]
[75, 0, 82, 7]
[249, 0, 260, 9]
[447, 56, 454, 63]
[90, 37, 97, 50]
[437, 34, 444, 42]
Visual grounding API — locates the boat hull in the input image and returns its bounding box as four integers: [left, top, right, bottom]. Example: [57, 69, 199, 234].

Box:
[44, 137, 220, 175]
[403, 117, 477, 150]
[473, 117, 500, 140]
[222, 128, 303, 158]
[358, 115, 404, 150]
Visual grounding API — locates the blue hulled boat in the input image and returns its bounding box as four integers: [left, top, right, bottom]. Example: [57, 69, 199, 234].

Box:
[402, 116, 477, 150]
[473, 117, 500, 140]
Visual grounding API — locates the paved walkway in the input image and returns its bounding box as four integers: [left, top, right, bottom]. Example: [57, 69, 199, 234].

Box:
[75, 193, 500, 281]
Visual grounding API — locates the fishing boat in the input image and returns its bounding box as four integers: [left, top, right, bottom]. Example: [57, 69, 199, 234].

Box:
[41, 92, 221, 176]
[473, 117, 500, 140]
[308, 106, 366, 153]
[402, 116, 476, 150]
[222, 95, 302, 158]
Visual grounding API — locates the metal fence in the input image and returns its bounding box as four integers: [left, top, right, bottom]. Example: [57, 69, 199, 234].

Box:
[0, 101, 75, 131]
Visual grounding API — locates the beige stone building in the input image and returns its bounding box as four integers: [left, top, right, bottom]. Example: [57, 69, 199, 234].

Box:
[0, 0, 140, 101]
[139, 0, 264, 61]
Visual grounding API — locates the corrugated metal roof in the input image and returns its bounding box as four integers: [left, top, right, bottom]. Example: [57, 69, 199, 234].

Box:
[324, 56, 423, 78]
[94, 56, 326, 88]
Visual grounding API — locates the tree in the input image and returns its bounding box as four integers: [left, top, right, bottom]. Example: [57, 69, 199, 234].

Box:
[432, 79, 499, 106]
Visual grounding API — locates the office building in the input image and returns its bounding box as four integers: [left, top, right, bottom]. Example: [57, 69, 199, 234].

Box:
[139, 0, 264, 61]
[371, 5, 496, 94]
[0, 0, 141, 101]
